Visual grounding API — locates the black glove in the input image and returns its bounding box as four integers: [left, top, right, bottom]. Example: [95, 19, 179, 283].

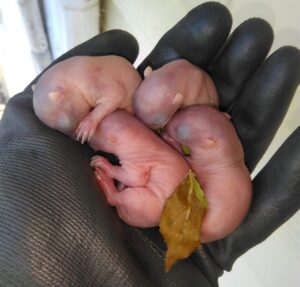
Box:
[0, 2, 299, 287]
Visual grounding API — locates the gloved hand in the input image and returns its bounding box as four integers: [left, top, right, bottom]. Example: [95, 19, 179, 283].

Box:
[0, 2, 299, 287]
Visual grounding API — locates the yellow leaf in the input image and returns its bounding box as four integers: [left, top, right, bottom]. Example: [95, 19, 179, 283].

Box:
[181, 144, 191, 156]
[159, 169, 208, 272]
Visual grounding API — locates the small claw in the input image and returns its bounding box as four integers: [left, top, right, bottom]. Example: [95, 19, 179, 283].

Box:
[80, 129, 89, 144]
[81, 134, 86, 144]
[87, 128, 96, 142]
[76, 131, 81, 142]
[76, 125, 82, 141]
[76, 119, 96, 144]
[87, 132, 92, 142]
[91, 156, 101, 167]
[91, 155, 97, 162]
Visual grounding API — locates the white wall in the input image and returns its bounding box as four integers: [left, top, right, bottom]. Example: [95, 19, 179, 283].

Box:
[104, 1, 300, 286]
[43, 0, 100, 59]
[0, 0, 37, 96]
[0, 0, 101, 100]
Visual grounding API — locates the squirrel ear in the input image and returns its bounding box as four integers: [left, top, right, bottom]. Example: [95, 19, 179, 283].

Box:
[143, 66, 153, 78]
[48, 91, 64, 103]
[201, 138, 215, 148]
[172, 93, 183, 105]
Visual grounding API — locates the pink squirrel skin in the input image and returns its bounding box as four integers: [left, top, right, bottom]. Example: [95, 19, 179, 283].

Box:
[89, 110, 190, 228]
[33, 55, 142, 142]
[163, 105, 252, 242]
[133, 59, 218, 129]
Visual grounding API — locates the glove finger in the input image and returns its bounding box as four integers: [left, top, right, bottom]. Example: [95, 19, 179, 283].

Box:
[205, 126, 300, 271]
[25, 29, 139, 91]
[208, 18, 274, 111]
[138, 2, 232, 75]
[230, 46, 300, 171]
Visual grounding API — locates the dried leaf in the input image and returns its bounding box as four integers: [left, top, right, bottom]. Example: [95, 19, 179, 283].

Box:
[159, 169, 208, 272]
[181, 144, 191, 156]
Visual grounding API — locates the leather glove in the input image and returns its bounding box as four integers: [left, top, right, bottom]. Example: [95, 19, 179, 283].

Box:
[0, 2, 299, 286]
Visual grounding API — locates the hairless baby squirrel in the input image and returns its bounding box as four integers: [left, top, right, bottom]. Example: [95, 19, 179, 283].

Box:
[33, 55, 142, 143]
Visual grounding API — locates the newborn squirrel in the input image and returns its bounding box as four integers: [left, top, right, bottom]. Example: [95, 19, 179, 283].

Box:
[33, 55, 142, 143]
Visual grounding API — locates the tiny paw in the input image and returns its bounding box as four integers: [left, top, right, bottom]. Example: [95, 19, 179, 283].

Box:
[76, 117, 98, 144]
[91, 155, 108, 168]
[94, 167, 116, 205]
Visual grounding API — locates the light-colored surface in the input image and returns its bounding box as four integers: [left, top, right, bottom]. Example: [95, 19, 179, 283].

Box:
[43, 0, 100, 59]
[17, 0, 52, 72]
[0, 0, 37, 96]
[0, 0, 101, 97]
[0, 104, 4, 118]
[104, 1, 300, 286]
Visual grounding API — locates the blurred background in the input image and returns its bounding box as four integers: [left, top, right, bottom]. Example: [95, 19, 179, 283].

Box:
[0, 0, 299, 286]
